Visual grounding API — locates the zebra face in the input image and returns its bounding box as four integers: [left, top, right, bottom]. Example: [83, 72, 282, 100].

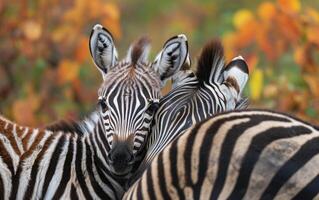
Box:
[89, 24, 189, 176]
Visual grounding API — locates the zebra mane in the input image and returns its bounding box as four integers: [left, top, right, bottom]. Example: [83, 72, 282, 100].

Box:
[46, 107, 100, 136]
[196, 39, 225, 85]
[128, 36, 151, 65]
[46, 119, 84, 135]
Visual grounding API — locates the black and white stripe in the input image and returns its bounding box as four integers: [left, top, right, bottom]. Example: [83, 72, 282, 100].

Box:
[0, 113, 125, 199]
[0, 24, 191, 199]
[132, 40, 249, 180]
[89, 25, 190, 177]
[125, 109, 319, 199]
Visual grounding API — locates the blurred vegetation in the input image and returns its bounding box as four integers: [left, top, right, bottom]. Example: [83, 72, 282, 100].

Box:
[0, 0, 318, 126]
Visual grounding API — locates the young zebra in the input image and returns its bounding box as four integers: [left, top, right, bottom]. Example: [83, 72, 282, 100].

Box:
[130, 40, 249, 184]
[124, 109, 319, 200]
[0, 24, 190, 199]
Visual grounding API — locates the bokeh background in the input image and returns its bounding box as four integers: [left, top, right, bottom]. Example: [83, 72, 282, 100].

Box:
[0, 0, 318, 126]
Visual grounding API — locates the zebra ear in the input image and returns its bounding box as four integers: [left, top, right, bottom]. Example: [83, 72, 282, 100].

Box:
[152, 34, 189, 85]
[222, 55, 249, 110]
[223, 55, 249, 96]
[89, 24, 118, 78]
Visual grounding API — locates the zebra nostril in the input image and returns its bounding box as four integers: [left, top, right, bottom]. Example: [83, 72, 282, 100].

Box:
[108, 154, 114, 164]
[127, 155, 134, 164]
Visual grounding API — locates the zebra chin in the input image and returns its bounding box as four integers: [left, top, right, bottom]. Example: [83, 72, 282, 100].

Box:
[107, 146, 135, 177]
[108, 163, 134, 177]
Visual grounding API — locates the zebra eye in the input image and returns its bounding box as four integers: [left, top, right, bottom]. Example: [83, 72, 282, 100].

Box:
[99, 98, 107, 111]
[146, 101, 159, 114]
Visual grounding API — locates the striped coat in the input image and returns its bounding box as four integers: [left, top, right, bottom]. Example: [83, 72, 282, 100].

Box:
[125, 110, 319, 199]
[130, 40, 249, 185]
[0, 24, 191, 199]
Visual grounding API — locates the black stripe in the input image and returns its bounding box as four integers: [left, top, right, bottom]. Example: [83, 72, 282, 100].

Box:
[260, 136, 319, 199]
[0, 139, 14, 175]
[85, 140, 111, 199]
[157, 153, 170, 199]
[228, 125, 312, 199]
[210, 114, 290, 199]
[23, 134, 55, 200]
[210, 85, 224, 113]
[134, 138, 144, 144]
[40, 135, 66, 199]
[91, 132, 107, 167]
[97, 122, 111, 152]
[292, 174, 319, 199]
[146, 164, 156, 200]
[184, 123, 202, 190]
[75, 138, 93, 200]
[10, 133, 44, 200]
[136, 179, 143, 199]
[5, 124, 21, 156]
[9, 162, 22, 200]
[70, 184, 79, 200]
[93, 157, 118, 199]
[52, 138, 74, 199]
[0, 173, 4, 200]
[194, 115, 238, 198]
[169, 134, 185, 199]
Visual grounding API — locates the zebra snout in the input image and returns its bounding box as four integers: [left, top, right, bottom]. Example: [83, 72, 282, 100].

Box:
[108, 146, 135, 176]
[108, 151, 134, 164]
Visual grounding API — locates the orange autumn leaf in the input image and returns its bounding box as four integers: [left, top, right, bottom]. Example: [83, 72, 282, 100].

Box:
[304, 75, 319, 97]
[258, 2, 277, 22]
[294, 45, 305, 66]
[306, 26, 319, 46]
[233, 22, 257, 48]
[278, 0, 301, 13]
[52, 26, 75, 43]
[276, 12, 301, 42]
[57, 60, 80, 84]
[222, 32, 237, 61]
[245, 54, 259, 72]
[63, 0, 87, 26]
[230, 9, 258, 50]
[12, 89, 40, 126]
[304, 8, 319, 24]
[75, 36, 90, 63]
[102, 3, 120, 21]
[102, 19, 122, 40]
[101, 3, 122, 39]
[22, 20, 42, 41]
[233, 9, 254, 30]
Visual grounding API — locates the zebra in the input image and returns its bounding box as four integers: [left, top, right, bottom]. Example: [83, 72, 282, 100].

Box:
[124, 109, 319, 200]
[0, 24, 191, 199]
[129, 39, 249, 185]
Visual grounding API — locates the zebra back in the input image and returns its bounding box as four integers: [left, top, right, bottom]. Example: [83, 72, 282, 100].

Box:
[124, 109, 319, 199]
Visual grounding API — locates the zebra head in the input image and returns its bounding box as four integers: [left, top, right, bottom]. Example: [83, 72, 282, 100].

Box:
[89, 24, 189, 177]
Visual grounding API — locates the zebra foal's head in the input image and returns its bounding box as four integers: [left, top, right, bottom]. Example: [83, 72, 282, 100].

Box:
[89, 24, 189, 177]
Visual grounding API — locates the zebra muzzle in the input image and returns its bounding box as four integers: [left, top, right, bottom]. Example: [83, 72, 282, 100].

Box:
[108, 144, 135, 176]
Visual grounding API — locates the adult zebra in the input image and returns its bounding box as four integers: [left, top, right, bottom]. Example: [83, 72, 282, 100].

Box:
[124, 109, 319, 200]
[0, 24, 191, 199]
[129, 39, 249, 184]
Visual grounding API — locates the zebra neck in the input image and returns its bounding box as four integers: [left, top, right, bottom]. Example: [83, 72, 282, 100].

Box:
[78, 109, 101, 135]
[77, 110, 127, 197]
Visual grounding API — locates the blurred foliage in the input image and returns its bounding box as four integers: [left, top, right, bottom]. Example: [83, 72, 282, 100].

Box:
[0, 0, 318, 126]
[223, 0, 319, 122]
